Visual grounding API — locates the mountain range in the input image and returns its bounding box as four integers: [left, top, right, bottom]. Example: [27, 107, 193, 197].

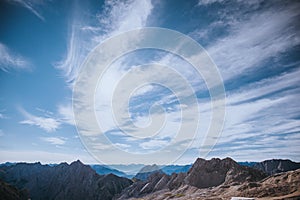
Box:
[0, 158, 299, 200]
[0, 160, 132, 200]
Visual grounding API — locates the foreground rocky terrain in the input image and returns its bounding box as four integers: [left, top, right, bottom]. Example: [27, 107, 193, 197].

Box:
[0, 179, 28, 200]
[117, 158, 268, 199]
[124, 168, 300, 200]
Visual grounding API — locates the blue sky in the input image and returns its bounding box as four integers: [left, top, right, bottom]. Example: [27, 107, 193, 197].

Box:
[0, 0, 299, 164]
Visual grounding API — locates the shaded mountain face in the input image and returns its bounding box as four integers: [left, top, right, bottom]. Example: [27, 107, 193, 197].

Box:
[0, 179, 28, 200]
[0, 160, 132, 200]
[253, 159, 300, 175]
[118, 157, 267, 199]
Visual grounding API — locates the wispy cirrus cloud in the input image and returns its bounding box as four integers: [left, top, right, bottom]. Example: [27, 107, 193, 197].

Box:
[40, 137, 66, 145]
[57, 103, 75, 126]
[19, 107, 61, 133]
[7, 0, 46, 21]
[0, 43, 31, 72]
[0, 111, 8, 119]
[18, 104, 76, 133]
[50, 0, 300, 163]
[197, 0, 225, 6]
[55, 0, 153, 86]
[200, 2, 300, 81]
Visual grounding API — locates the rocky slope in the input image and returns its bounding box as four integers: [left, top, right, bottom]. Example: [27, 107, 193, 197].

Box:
[0, 160, 132, 200]
[0, 179, 28, 200]
[253, 159, 300, 175]
[118, 157, 267, 199]
[121, 164, 300, 200]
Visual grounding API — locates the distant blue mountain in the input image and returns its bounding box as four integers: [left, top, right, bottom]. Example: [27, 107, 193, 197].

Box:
[0, 162, 16, 167]
[107, 164, 145, 177]
[91, 164, 193, 179]
[161, 164, 192, 175]
[134, 164, 193, 181]
[238, 162, 257, 167]
[89, 165, 127, 177]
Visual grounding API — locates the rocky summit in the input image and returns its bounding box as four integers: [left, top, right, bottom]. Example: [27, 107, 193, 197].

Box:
[253, 159, 300, 175]
[185, 157, 267, 188]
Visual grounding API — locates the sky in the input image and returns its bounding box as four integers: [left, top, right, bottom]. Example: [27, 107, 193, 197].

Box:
[0, 0, 300, 165]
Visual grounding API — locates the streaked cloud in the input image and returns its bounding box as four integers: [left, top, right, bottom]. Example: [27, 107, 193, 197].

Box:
[55, 0, 153, 86]
[8, 0, 46, 21]
[57, 104, 75, 126]
[40, 137, 66, 145]
[198, 0, 225, 6]
[203, 2, 300, 81]
[0, 112, 8, 119]
[19, 107, 61, 133]
[0, 43, 31, 72]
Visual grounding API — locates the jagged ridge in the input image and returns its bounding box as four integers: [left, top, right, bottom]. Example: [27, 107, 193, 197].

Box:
[0, 160, 132, 200]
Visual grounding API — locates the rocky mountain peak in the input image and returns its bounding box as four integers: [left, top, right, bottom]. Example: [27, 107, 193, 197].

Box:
[253, 159, 300, 175]
[185, 157, 266, 188]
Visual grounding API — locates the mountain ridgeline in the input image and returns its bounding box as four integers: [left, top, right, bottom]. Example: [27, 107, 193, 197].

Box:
[0, 160, 132, 200]
[0, 158, 299, 200]
[253, 159, 300, 175]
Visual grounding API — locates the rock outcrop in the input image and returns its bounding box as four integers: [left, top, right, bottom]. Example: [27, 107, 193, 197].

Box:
[0, 160, 132, 200]
[185, 157, 266, 188]
[253, 159, 300, 175]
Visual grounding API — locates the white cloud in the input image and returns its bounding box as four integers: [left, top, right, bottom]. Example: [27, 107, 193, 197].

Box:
[53, 1, 300, 163]
[55, 0, 153, 86]
[57, 104, 75, 125]
[19, 107, 61, 133]
[0, 43, 31, 72]
[114, 143, 131, 149]
[97, 0, 153, 35]
[204, 4, 300, 81]
[40, 137, 66, 145]
[198, 0, 225, 6]
[139, 139, 169, 150]
[0, 112, 8, 119]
